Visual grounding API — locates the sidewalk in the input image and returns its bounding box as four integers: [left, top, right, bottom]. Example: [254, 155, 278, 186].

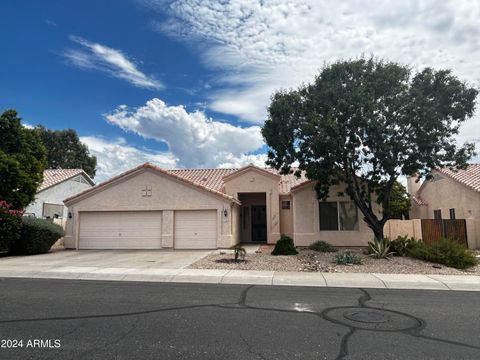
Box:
[1, 266, 479, 291]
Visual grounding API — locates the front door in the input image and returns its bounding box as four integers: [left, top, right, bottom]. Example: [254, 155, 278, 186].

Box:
[251, 205, 267, 242]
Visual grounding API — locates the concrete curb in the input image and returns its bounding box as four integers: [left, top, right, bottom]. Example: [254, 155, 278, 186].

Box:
[1, 267, 480, 291]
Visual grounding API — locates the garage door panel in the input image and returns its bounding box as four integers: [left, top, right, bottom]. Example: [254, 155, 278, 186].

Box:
[79, 211, 162, 249]
[175, 210, 217, 249]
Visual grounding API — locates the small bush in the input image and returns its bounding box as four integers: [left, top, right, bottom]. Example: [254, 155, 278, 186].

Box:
[309, 240, 337, 253]
[10, 218, 64, 255]
[0, 200, 22, 252]
[234, 246, 246, 262]
[272, 235, 298, 256]
[367, 238, 395, 259]
[408, 238, 477, 270]
[335, 250, 362, 265]
[389, 236, 419, 257]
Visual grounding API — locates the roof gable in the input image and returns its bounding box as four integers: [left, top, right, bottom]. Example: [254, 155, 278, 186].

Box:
[38, 169, 94, 192]
[418, 164, 480, 195]
[64, 163, 240, 205]
[222, 164, 281, 182]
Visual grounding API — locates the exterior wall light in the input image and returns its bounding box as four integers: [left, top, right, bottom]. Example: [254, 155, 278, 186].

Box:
[223, 208, 228, 217]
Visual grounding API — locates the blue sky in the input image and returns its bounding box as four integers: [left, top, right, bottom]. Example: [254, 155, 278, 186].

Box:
[1, 1, 479, 181]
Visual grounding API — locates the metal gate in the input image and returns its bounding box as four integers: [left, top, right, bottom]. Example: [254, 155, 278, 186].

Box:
[421, 219, 468, 246]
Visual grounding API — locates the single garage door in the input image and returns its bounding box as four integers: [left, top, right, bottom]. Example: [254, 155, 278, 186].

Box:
[174, 210, 217, 249]
[79, 211, 162, 249]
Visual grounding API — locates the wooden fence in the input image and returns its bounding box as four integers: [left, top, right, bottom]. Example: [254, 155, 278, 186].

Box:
[421, 219, 468, 246]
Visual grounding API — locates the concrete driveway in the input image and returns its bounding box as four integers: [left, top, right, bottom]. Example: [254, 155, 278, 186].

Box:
[0, 249, 212, 278]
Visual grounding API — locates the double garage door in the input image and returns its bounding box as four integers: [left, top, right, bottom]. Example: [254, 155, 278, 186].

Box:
[79, 210, 217, 249]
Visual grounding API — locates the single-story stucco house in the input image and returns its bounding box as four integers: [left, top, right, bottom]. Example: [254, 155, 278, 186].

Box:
[63, 163, 380, 250]
[25, 169, 95, 219]
[409, 164, 480, 221]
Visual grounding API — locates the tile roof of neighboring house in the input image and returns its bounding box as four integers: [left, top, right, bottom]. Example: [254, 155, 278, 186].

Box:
[38, 169, 94, 192]
[168, 167, 309, 195]
[435, 164, 480, 194]
[411, 195, 427, 206]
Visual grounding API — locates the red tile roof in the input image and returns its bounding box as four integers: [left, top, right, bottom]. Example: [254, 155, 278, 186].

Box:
[435, 164, 480, 194]
[64, 163, 310, 205]
[38, 169, 93, 192]
[168, 167, 308, 195]
[411, 195, 427, 206]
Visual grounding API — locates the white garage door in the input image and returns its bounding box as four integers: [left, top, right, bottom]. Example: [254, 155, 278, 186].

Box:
[174, 210, 217, 249]
[79, 211, 162, 249]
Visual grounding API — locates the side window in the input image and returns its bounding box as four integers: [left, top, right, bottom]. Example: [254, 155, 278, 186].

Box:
[281, 200, 291, 210]
[449, 208, 456, 220]
[43, 203, 64, 218]
[433, 209, 442, 220]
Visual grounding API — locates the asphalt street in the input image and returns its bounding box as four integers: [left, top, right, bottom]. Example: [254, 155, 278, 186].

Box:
[0, 278, 479, 360]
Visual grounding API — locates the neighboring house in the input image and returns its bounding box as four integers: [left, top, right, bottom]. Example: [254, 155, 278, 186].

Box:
[25, 169, 95, 219]
[63, 163, 380, 250]
[408, 164, 480, 221]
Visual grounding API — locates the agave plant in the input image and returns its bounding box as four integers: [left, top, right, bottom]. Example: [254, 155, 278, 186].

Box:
[367, 238, 395, 259]
[234, 246, 247, 262]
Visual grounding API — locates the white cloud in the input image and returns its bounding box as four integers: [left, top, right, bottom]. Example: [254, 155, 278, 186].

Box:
[80, 136, 177, 181]
[62, 36, 163, 89]
[149, 0, 480, 149]
[104, 98, 265, 168]
[215, 153, 268, 168]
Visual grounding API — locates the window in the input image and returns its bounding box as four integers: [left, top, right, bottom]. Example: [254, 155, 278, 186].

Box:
[433, 209, 442, 220]
[449, 208, 456, 220]
[42, 203, 64, 218]
[319, 201, 358, 231]
[281, 200, 291, 210]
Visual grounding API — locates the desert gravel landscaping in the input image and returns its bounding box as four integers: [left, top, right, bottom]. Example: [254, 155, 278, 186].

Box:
[189, 247, 480, 275]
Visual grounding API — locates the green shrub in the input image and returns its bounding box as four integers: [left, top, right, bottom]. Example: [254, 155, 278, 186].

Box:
[272, 235, 298, 256]
[234, 246, 246, 262]
[335, 250, 362, 265]
[0, 200, 22, 252]
[389, 236, 419, 257]
[309, 240, 337, 253]
[367, 238, 394, 259]
[10, 217, 64, 255]
[408, 238, 477, 270]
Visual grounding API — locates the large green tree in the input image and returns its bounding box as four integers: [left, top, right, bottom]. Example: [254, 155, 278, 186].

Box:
[0, 109, 47, 209]
[385, 182, 411, 220]
[35, 126, 97, 178]
[262, 58, 477, 240]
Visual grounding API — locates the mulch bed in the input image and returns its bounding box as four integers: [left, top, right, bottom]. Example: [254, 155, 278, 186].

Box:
[189, 247, 480, 275]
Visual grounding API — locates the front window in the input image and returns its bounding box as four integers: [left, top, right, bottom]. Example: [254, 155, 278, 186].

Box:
[319, 201, 358, 231]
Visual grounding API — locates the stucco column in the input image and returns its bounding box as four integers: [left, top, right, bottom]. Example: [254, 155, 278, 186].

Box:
[161, 210, 174, 248]
[268, 189, 281, 243]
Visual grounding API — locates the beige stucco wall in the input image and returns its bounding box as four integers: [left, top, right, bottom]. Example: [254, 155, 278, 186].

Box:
[279, 195, 294, 238]
[412, 171, 480, 220]
[292, 183, 381, 247]
[465, 219, 480, 249]
[64, 169, 237, 249]
[384, 219, 423, 240]
[410, 171, 480, 248]
[224, 169, 281, 244]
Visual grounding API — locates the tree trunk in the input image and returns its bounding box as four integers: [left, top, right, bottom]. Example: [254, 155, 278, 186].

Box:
[365, 218, 385, 241]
